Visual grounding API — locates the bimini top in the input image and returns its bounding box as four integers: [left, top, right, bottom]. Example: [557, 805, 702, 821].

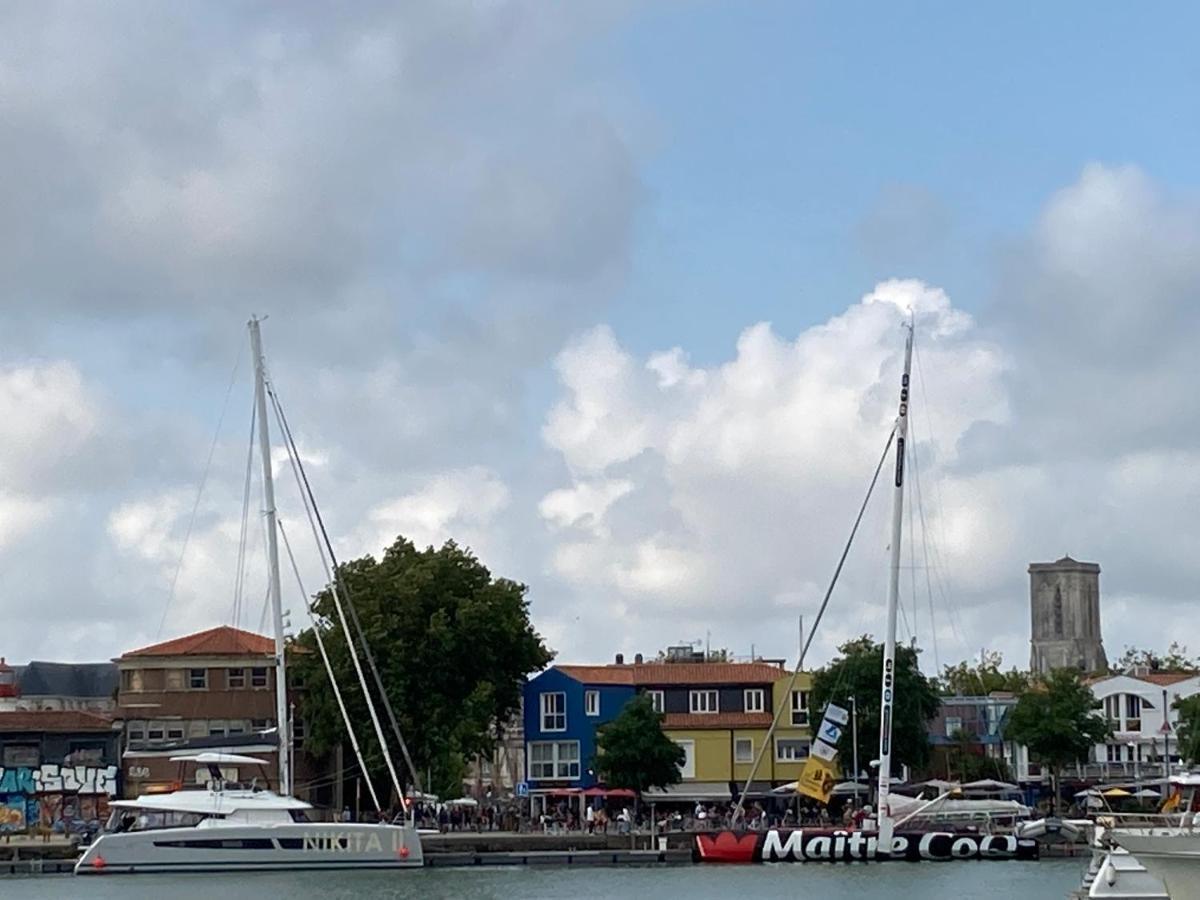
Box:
[1170, 772, 1200, 787]
[110, 789, 312, 815]
[168, 752, 270, 766]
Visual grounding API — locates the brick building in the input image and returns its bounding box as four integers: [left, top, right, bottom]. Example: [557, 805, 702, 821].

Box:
[0, 710, 121, 834]
[116, 625, 284, 797]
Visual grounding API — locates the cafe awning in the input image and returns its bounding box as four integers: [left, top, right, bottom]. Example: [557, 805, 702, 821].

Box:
[643, 782, 732, 802]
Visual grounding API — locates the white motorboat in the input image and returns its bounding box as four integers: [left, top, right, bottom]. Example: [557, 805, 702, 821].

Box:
[1106, 773, 1200, 900]
[77, 319, 424, 874]
[76, 754, 421, 873]
[1069, 821, 1168, 900]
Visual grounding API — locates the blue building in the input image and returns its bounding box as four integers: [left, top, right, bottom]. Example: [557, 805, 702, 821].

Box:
[521, 663, 635, 808]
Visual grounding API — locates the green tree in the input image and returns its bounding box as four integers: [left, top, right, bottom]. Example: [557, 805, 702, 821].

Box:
[941, 728, 1013, 782]
[292, 537, 553, 799]
[1117, 643, 1199, 675]
[593, 694, 685, 811]
[935, 651, 1030, 696]
[1006, 669, 1111, 812]
[809, 636, 942, 779]
[1173, 695, 1200, 766]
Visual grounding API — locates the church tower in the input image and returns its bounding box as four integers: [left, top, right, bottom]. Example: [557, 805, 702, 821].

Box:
[1029, 556, 1108, 674]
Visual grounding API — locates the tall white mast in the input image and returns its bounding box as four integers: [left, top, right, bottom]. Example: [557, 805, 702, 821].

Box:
[876, 319, 913, 854]
[249, 316, 291, 797]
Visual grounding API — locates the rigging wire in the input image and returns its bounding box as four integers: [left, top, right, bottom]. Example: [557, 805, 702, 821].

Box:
[267, 383, 424, 798]
[264, 382, 412, 808]
[278, 517, 383, 814]
[156, 342, 245, 638]
[230, 398, 257, 630]
[731, 424, 897, 823]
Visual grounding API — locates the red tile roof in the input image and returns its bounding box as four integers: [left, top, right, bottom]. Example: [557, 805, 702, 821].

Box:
[555, 665, 636, 685]
[0, 710, 115, 733]
[554, 661, 788, 687]
[631, 662, 788, 686]
[1088, 672, 1196, 687]
[663, 712, 775, 730]
[121, 626, 274, 659]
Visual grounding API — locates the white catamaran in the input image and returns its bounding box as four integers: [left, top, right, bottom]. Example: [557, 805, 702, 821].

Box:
[76, 319, 423, 874]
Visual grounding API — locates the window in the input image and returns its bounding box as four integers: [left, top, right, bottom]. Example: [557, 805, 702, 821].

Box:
[251, 718, 270, 732]
[1105, 744, 1123, 763]
[744, 689, 765, 713]
[585, 690, 600, 717]
[2, 745, 39, 767]
[121, 669, 144, 692]
[127, 722, 146, 742]
[791, 690, 809, 727]
[228, 668, 245, 689]
[209, 721, 227, 737]
[647, 690, 664, 713]
[166, 726, 184, 740]
[776, 738, 810, 762]
[147, 723, 165, 741]
[250, 667, 268, 689]
[690, 690, 718, 714]
[1104, 695, 1121, 726]
[292, 720, 305, 742]
[165, 669, 185, 690]
[189, 668, 208, 690]
[227, 723, 246, 736]
[540, 692, 566, 732]
[945, 715, 964, 738]
[528, 741, 580, 780]
[1125, 695, 1142, 732]
[675, 740, 696, 778]
[735, 738, 754, 763]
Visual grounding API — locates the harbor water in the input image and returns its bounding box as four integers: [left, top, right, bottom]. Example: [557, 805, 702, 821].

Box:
[2, 859, 1087, 900]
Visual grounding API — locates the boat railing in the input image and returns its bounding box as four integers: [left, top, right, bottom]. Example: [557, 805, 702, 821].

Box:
[1095, 811, 1198, 834]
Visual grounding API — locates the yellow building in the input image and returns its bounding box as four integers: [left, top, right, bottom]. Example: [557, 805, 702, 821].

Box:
[631, 661, 813, 804]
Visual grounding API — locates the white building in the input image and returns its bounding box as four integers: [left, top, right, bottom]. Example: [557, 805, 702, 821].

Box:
[1085, 671, 1200, 778]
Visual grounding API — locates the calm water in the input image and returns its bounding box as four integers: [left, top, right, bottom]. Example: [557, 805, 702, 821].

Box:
[2, 860, 1087, 900]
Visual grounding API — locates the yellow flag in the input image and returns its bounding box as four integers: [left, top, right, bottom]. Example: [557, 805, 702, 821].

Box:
[797, 754, 840, 804]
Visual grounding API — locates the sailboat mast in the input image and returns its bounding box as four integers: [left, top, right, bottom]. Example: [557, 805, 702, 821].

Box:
[249, 317, 291, 797]
[876, 320, 913, 853]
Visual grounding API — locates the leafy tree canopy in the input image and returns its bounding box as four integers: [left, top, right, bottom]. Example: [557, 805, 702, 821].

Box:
[941, 728, 1013, 783]
[1006, 669, 1110, 810]
[1173, 695, 1200, 766]
[934, 650, 1030, 696]
[593, 694, 685, 796]
[1116, 643, 1199, 675]
[810, 636, 941, 778]
[292, 537, 553, 798]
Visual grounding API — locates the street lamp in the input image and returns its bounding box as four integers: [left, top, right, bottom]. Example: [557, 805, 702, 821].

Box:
[849, 695, 860, 808]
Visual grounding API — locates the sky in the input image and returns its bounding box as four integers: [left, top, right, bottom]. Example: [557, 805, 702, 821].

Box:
[2, 1, 1199, 674]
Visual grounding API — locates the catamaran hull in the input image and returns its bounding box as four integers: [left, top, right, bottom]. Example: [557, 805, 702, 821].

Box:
[75, 823, 423, 874]
[695, 828, 1039, 863]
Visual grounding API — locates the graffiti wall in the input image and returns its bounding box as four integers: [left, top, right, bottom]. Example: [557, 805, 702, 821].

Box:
[0, 764, 118, 833]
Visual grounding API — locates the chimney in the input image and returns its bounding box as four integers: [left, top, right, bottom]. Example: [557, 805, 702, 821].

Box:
[615, 653, 625, 665]
[634, 653, 644, 664]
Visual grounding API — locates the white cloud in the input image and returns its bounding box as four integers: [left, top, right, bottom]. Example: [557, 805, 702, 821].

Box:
[539, 479, 634, 535]
[353, 466, 510, 559]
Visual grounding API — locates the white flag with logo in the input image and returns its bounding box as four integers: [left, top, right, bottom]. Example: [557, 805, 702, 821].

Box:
[818, 720, 843, 745]
[811, 738, 838, 762]
[823, 703, 849, 726]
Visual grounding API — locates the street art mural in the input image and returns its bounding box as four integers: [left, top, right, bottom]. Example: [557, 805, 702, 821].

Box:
[0, 764, 118, 832]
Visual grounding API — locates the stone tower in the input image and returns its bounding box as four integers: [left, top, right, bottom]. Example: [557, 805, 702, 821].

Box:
[1029, 556, 1108, 674]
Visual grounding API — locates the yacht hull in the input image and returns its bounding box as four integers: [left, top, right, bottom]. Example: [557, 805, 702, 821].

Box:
[695, 828, 1039, 862]
[1109, 832, 1200, 900]
[75, 823, 423, 874]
